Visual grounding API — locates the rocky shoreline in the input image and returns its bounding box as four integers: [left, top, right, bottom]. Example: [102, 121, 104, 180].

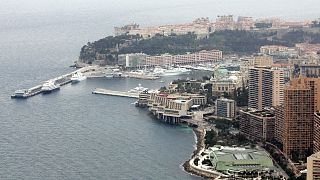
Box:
[182, 128, 217, 179]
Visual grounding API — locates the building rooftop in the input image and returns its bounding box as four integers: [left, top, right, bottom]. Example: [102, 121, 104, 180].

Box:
[209, 146, 274, 172]
[217, 98, 235, 103]
[241, 109, 274, 118]
[309, 151, 320, 159]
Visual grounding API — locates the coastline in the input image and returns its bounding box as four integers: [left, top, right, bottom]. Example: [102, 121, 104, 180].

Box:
[182, 127, 217, 179]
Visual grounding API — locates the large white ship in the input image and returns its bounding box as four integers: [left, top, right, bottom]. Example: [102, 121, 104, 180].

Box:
[41, 81, 60, 93]
[128, 84, 148, 93]
[153, 67, 191, 76]
[127, 70, 159, 80]
[71, 72, 87, 83]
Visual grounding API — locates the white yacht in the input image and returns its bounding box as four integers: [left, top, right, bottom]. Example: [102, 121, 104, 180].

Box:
[105, 69, 114, 78]
[153, 67, 191, 76]
[41, 81, 60, 93]
[128, 84, 148, 93]
[128, 70, 159, 80]
[71, 72, 87, 83]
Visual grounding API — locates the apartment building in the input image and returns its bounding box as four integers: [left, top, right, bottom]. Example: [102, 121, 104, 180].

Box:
[145, 50, 222, 67]
[248, 67, 284, 110]
[300, 64, 320, 78]
[239, 109, 275, 141]
[215, 98, 236, 118]
[253, 55, 273, 67]
[274, 105, 285, 144]
[307, 152, 320, 180]
[314, 113, 320, 153]
[282, 77, 317, 160]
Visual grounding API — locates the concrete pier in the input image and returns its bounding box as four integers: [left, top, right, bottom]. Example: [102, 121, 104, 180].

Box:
[11, 66, 96, 99]
[92, 88, 139, 98]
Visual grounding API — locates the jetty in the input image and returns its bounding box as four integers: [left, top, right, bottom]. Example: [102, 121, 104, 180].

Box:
[11, 66, 97, 99]
[92, 88, 139, 98]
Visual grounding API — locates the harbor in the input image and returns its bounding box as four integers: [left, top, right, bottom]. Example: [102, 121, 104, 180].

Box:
[11, 64, 200, 99]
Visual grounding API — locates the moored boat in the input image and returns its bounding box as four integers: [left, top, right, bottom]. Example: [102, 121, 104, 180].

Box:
[71, 72, 87, 83]
[41, 81, 60, 93]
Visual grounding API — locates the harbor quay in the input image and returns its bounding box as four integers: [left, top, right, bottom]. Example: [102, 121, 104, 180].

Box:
[11, 66, 97, 99]
[92, 88, 139, 98]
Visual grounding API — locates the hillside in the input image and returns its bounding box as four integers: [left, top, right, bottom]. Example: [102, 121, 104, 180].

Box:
[78, 29, 320, 65]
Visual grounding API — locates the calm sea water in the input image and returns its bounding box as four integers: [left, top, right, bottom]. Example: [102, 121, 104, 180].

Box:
[0, 0, 319, 179]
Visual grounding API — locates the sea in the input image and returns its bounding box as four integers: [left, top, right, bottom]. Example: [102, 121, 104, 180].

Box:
[0, 0, 319, 179]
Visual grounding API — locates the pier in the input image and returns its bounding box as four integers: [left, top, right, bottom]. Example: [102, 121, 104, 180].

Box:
[92, 88, 139, 98]
[11, 66, 96, 99]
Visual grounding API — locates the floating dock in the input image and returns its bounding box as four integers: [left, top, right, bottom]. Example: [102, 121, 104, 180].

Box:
[11, 66, 97, 99]
[92, 88, 139, 98]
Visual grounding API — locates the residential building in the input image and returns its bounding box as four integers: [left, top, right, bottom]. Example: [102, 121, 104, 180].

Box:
[215, 98, 236, 118]
[296, 43, 320, 55]
[272, 64, 294, 82]
[299, 64, 320, 78]
[282, 77, 319, 160]
[215, 15, 235, 30]
[253, 55, 273, 67]
[239, 109, 275, 141]
[274, 105, 285, 144]
[145, 50, 222, 67]
[307, 152, 320, 180]
[314, 113, 320, 153]
[237, 16, 254, 30]
[248, 67, 284, 110]
[260, 45, 298, 58]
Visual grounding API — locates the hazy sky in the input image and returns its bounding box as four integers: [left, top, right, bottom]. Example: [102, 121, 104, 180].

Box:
[1, 0, 319, 20]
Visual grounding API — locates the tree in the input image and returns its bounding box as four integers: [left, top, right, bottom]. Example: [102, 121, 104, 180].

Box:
[159, 86, 167, 92]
